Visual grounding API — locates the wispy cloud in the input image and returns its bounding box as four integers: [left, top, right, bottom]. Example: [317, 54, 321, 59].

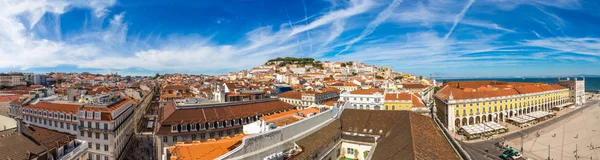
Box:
[289, 0, 373, 37]
[519, 37, 600, 56]
[337, 0, 404, 55]
[301, 0, 313, 57]
[443, 0, 475, 41]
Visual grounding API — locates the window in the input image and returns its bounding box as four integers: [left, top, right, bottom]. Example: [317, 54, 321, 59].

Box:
[171, 125, 177, 132]
[96, 133, 100, 139]
[87, 131, 91, 138]
[209, 122, 214, 129]
[191, 124, 196, 130]
[191, 134, 196, 140]
[73, 124, 78, 131]
[96, 155, 100, 160]
[96, 143, 100, 150]
[60, 122, 64, 128]
[172, 136, 177, 142]
[81, 131, 85, 137]
[104, 133, 108, 140]
[105, 157, 108, 160]
[182, 135, 187, 141]
[163, 136, 168, 142]
[104, 145, 108, 151]
[88, 122, 92, 128]
[209, 132, 215, 138]
[104, 123, 108, 129]
[67, 124, 70, 130]
[88, 142, 92, 148]
[347, 148, 354, 155]
[95, 122, 99, 129]
[182, 124, 187, 131]
[200, 123, 205, 130]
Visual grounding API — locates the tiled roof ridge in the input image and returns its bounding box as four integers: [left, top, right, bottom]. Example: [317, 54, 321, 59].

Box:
[408, 112, 417, 159]
[176, 98, 279, 110]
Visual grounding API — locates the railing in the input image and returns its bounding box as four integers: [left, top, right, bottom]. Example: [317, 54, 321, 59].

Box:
[216, 109, 336, 160]
[58, 140, 88, 160]
[433, 116, 471, 160]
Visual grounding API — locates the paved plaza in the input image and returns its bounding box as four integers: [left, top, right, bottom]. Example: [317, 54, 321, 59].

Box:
[460, 100, 600, 160]
[510, 101, 600, 160]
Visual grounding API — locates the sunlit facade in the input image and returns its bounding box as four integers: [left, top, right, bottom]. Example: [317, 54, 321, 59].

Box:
[434, 81, 571, 132]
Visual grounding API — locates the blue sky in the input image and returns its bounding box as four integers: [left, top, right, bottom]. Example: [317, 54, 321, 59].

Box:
[1, 0, 600, 77]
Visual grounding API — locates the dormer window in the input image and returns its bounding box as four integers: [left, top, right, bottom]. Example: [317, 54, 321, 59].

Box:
[208, 122, 214, 129]
[190, 124, 196, 131]
[171, 125, 177, 132]
[181, 124, 187, 132]
[217, 121, 223, 128]
[200, 123, 205, 130]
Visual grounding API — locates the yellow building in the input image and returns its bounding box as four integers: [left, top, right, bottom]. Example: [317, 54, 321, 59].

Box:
[383, 92, 426, 112]
[434, 81, 571, 132]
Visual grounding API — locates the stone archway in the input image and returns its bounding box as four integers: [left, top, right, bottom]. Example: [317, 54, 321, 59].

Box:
[455, 118, 461, 129]
[488, 114, 492, 122]
[469, 117, 474, 125]
[499, 112, 504, 121]
[475, 116, 481, 124]
[374, 105, 381, 110]
[462, 118, 468, 126]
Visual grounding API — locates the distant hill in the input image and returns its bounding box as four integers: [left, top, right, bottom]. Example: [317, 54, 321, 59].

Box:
[265, 57, 323, 69]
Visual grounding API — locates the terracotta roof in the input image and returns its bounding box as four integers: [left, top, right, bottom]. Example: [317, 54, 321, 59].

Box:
[298, 107, 320, 116]
[0, 95, 20, 103]
[321, 100, 337, 106]
[279, 91, 302, 100]
[157, 100, 296, 135]
[168, 134, 246, 160]
[25, 102, 81, 114]
[436, 81, 566, 101]
[0, 125, 75, 160]
[349, 88, 382, 95]
[290, 119, 341, 160]
[81, 99, 133, 112]
[164, 85, 189, 91]
[320, 87, 340, 93]
[384, 92, 412, 101]
[293, 110, 458, 160]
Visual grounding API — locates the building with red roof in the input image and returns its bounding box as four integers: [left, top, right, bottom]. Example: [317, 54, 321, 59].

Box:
[434, 81, 571, 132]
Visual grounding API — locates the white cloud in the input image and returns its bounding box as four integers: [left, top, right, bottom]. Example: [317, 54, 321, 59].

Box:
[337, 0, 404, 55]
[519, 37, 600, 56]
[0, 0, 111, 70]
[443, 0, 475, 41]
[323, 19, 345, 45]
[289, 0, 374, 37]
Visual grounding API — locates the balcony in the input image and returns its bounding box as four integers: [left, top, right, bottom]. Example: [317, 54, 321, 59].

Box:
[58, 140, 88, 160]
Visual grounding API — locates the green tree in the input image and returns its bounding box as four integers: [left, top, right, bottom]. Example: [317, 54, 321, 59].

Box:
[419, 76, 423, 80]
[341, 63, 347, 67]
[351, 72, 357, 76]
[375, 75, 384, 79]
[434, 86, 440, 94]
[394, 76, 404, 80]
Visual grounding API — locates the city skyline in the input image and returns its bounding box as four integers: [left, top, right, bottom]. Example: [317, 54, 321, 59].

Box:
[1, 0, 600, 77]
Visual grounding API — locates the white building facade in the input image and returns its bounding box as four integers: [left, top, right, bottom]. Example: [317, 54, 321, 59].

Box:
[78, 98, 134, 160]
[339, 89, 383, 110]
